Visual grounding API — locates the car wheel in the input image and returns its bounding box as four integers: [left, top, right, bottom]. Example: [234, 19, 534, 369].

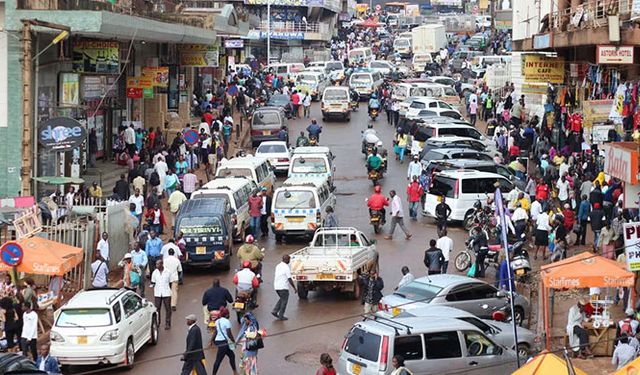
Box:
[516, 343, 530, 358]
[297, 281, 309, 299]
[514, 307, 525, 326]
[125, 338, 135, 368]
[149, 314, 158, 345]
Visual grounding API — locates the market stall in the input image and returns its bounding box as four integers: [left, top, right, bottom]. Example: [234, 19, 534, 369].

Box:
[540, 252, 635, 353]
[511, 350, 587, 375]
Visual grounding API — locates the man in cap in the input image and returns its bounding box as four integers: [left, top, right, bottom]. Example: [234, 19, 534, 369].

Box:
[180, 314, 206, 375]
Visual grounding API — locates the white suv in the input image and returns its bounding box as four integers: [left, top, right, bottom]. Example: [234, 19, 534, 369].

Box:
[400, 97, 461, 119]
[50, 288, 158, 368]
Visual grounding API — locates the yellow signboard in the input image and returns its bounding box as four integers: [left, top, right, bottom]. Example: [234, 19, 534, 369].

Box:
[479, 0, 488, 9]
[179, 45, 219, 68]
[126, 77, 153, 90]
[522, 55, 565, 84]
[72, 40, 119, 74]
[142, 67, 169, 88]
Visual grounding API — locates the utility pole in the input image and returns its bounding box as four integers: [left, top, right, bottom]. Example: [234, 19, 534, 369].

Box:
[20, 19, 70, 196]
[267, 0, 271, 65]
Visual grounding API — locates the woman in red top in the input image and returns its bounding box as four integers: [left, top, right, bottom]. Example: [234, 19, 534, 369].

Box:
[535, 179, 550, 201]
[562, 203, 576, 233]
[315, 353, 336, 375]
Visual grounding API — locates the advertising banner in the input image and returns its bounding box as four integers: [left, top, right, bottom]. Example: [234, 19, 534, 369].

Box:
[142, 67, 169, 88]
[126, 77, 153, 90]
[522, 55, 565, 84]
[72, 40, 119, 74]
[624, 222, 640, 271]
[179, 45, 219, 67]
[59, 73, 80, 107]
[601, 143, 639, 184]
[224, 40, 244, 49]
[81, 76, 117, 100]
[38, 117, 87, 151]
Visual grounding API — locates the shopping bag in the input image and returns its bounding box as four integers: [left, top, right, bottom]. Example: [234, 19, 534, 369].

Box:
[467, 263, 477, 278]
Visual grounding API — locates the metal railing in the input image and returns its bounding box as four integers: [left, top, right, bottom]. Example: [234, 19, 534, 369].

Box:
[17, 0, 183, 22]
[549, 0, 632, 32]
[258, 20, 330, 34]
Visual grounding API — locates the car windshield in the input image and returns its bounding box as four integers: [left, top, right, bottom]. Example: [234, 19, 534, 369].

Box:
[351, 74, 372, 85]
[395, 39, 410, 47]
[217, 167, 253, 179]
[253, 112, 281, 126]
[257, 144, 287, 154]
[178, 216, 223, 235]
[291, 157, 327, 173]
[395, 281, 443, 302]
[371, 62, 389, 69]
[275, 190, 316, 209]
[326, 62, 343, 71]
[56, 308, 112, 327]
[268, 95, 289, 105]
[297, 74, 318, 84]
[414, 54, 432, 63]
[323, 90, 348, 101]
[344, 327, 381, 362]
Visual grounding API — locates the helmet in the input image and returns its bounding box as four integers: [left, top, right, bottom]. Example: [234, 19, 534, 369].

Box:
[376, 141, 383, 147]
[473, 200, 482, 210]
[374, 185, 382, 193]
[245, 234, 254, 244]
[367, 123, 373, 129]
[242, 261, 252, 269]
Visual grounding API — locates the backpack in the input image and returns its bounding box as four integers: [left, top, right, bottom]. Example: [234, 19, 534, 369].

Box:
[620, 319, 634, 336]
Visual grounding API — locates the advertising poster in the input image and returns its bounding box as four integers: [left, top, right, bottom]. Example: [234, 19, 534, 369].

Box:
[624, 222, 640, 271]
[179, 45, 219, 68]
[59, 73, 80, 106]
[81, 76, 117, 100]
[142, 67, 170, 87]
[72, 40, 119, 74]
[522, 55, 565, 84]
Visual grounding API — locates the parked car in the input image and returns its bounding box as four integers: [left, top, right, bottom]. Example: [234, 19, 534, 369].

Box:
[50, 288, 158, 368]
[379, 274, 530, 326]
[424, 159, 526, 191]
[421, 148, 494, 163]
[255, 141, 291, 173]
[420, 135, 498, 155]
[0, 353, 46, 374]
[407, 108, 462, 120]
[250, 106, 288, 147]
[266, 94, 293, 118]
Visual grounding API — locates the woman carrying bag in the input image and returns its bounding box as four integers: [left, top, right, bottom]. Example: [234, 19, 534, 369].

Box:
[211, 307, 238, 375]
[236, 312, 264, 375]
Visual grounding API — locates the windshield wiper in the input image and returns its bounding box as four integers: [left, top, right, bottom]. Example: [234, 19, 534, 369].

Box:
[393, 292, 406, 298]
[64, 321, 86, 330]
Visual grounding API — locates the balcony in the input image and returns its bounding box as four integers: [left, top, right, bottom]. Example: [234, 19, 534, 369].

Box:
[251, 20, 332, 41]
[547, 0, 632, 32]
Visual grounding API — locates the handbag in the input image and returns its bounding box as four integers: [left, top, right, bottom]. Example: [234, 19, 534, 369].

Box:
[129, 270, 141, 287]
[246, 336, 264, 351]
[467, 263, 477, 278]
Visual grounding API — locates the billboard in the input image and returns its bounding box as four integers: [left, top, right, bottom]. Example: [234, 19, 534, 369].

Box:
[72, 40, 119, 74]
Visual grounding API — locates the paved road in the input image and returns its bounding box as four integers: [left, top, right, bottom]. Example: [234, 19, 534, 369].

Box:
[71, 101, 482, 375]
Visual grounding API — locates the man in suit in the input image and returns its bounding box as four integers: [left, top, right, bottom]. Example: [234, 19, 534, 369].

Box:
[180, 314, 207, 375]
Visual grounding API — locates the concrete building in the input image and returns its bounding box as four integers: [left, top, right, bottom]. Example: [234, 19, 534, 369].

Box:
[0, 0, 247, 197]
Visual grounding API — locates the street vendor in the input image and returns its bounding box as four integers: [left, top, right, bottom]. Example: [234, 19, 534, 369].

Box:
[567, 299, 594, 359]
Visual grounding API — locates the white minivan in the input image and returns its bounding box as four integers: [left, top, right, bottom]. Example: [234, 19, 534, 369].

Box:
[424, 170, 516, 222]
[191, 177, 258, 241]
[288, 149, 335, 190]
[216, 155, 276, 192]
[348, 47, 374, 65]
[321, 86, 351, 121]
[271, 177, 336, 241]
[270, 63, 305, 81]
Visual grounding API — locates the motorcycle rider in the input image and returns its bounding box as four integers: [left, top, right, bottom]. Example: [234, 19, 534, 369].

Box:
[366, 148, 383, 175]
[237, 235, 264, 276]
[368, 93, 381, 117]
[367, 186, 389, 224]
[376, 141, 388, 171]
[362, 124, 379, 154]
[233, 261, 260, 307]
[470, 229, 489, 278]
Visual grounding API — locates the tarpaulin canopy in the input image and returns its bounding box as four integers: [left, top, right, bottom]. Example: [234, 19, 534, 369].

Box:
[615, 354, 640, 374]
[0, 237, 83, 276]
[541, 252, 634, 289]
[512, 351, 587, 375]
[33, 176, 84, 185]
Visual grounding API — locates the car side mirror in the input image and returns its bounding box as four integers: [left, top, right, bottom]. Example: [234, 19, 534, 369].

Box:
[371, 239, 377, 245]
[142, 298, 149, 306]
[496, 291, 507, 298]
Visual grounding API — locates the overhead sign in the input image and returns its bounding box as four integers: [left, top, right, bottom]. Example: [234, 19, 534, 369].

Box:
[0, 242, 23, 267]
[533, 33, 552, 49]
[624, 222, 640, 271]
[224, 40, 244, 49]
[38, 117, 87, 151]
[180, 45, 219, 67]
[602, 143, 639, 184]
[522, 54, 565, 84]
[597, 45, 634, 64]
[72, 40, 119, 74]
[142, 67, 169, 88]
[260, 31, 305, 40]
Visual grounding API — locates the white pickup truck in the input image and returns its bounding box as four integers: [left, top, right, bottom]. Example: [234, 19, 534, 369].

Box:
[289, 227, 378, 300]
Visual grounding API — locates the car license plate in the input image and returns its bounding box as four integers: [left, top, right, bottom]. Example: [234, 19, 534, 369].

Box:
[317, 273, 335, 280]
[287, 217, 304, 223]
[233, 302, 245, 310]
[214, 250, 225, 260]
[352, 363, 361, 375]
[516, 269, 525, 276]
[263, 130, 271, 136]
[196, 246, 207, 255]
[77, 336, 87, 344]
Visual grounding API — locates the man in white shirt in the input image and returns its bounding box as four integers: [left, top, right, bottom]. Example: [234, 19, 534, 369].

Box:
[128, 188, 145, 219]
[163, 248, 182, 312]
[395, 266, 415, 290]
[436, 230, 454, 274]
[91, 255, 109, 288]
[151, 259, 175, 330]
[124, 124, 136, 157]
[556, 175, 570, 203]
[512, 202, 529, 238]
[223, 114, 234, 126]
[535, 211, 551, 260]
[385, 190, 412, 240]
[161, 239, 182, 259]
[530, 199, 542, 222]
[272, 255, 297, 320]
[20, 303, 39, 360]
[612, 335, 637, 369]
[96, 232, 110, 261]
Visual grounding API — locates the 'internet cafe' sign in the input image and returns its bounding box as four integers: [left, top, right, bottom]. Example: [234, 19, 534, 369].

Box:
[38, 117, 87, 151]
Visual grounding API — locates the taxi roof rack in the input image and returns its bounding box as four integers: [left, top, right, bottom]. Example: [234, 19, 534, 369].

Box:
[363, 315, 413, 335]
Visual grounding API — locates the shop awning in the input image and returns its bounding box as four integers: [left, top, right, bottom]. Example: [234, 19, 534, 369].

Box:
[511, 351, 587, 375]
[541, 252, 635, 289]
[9, 10, 218, 44]
[34, 176, 84, 185]
[0, 237, 83, 276]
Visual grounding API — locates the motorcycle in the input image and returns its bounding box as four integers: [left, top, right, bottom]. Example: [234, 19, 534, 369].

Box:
[368, 168, 383, 186]
[370, 209, 385, 233]
[370, 108, 379, 120]
[454, 235, 501, 273]
[463, 205, 493, 231]
[233, 288, 257, 323]
[509, 239, 531, 281]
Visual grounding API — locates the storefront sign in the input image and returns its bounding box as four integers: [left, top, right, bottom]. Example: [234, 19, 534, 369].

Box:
[180, 45, 219, 68]
[533, 33, 552, 49]
[81, 76, 117, 100]
[245, 0, 307, 5]
[624, 222, 640, 271]
[259, 31, 305, 40]
[596, 45, 634, 64]
[126, 77, 153, 90]
[72, 40, 119, 74]
[224, 40, 244, 49]
[602, 143, 639, 184]
[126, 88, 143, 99]
[59, 73, 79, 106]
[142, 67, 169, 88]
[633, 0, 640, 20]
[38, 117, 87, 151]
[625, 184, 640, 209]
[143, 87, 154, 99]
[522, 54, 565, 84]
